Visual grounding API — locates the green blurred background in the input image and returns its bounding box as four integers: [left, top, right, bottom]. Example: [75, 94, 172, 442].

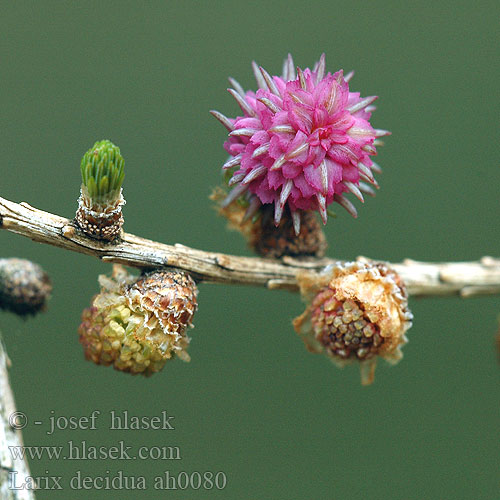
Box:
[1, 1, 499, 499]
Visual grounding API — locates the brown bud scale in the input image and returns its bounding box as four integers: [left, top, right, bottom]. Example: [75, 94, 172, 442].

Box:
[75, 186, 125, 241]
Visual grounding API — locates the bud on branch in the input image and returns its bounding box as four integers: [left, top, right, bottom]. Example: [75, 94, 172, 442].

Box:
[76, 140, 126, 241]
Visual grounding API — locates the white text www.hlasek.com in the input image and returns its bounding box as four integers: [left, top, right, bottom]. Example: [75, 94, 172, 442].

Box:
[9, 441, 181, 461]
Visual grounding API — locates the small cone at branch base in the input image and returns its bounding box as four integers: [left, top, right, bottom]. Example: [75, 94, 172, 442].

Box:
[293, 260, 412, 385]
[78, 265, 198, 376]
[75, 140, 126, 241]
[251, 205, 327, 259]
[211, 188, 327, 258]
[0, 258, 52, 316]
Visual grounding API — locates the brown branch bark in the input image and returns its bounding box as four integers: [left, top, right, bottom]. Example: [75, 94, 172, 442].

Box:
[1, 195, 500, 297]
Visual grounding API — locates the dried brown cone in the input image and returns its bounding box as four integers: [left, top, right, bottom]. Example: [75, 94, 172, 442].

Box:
[78, 265, 198, 376]
[211, 187, 327, 258]
[293, 260, 413, 385]
[0, 258, 52, 316]
[75, 185, 125, 242]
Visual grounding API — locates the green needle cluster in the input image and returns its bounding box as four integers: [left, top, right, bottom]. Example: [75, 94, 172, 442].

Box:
[80, 140, 125, 201]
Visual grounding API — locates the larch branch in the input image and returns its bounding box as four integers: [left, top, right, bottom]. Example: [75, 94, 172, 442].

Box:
[1, 196, 500, 298]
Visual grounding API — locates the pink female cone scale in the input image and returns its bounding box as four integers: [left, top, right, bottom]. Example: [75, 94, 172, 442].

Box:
[211, 53, 387, 236]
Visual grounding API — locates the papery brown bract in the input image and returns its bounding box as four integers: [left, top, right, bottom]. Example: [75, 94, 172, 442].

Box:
[294, 260, 412, 385]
